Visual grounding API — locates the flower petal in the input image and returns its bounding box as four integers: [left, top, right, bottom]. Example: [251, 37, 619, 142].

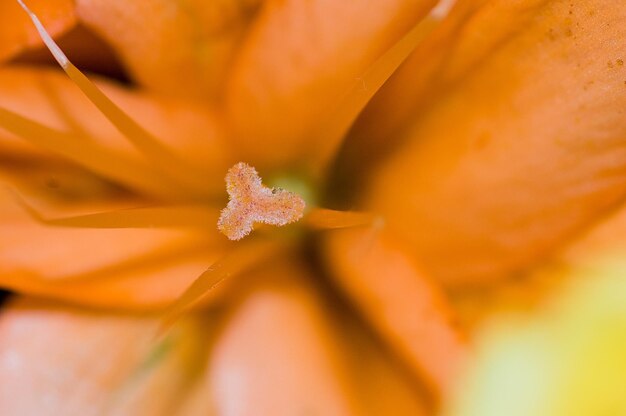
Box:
[0, 297, 207, 415]
[324, 227, 468, 397]
[0, 0, 75, 62]
[364, 0, 626, 285]
[336, 305, 432, 416]
[450, 186, 626, 330]
[209, 260, 358, 415]
[0, 66, 233, 198]
[75, 0, 263, 100]
[174, 259, 429, 415]
[224, 0, 438, 170]
[0, 188, 225, 309]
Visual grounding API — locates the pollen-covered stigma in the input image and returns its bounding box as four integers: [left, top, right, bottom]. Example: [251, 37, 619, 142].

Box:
[217, 162, 306, 241]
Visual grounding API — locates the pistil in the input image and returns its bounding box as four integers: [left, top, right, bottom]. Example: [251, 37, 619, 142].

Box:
[217, 162, 306, 240]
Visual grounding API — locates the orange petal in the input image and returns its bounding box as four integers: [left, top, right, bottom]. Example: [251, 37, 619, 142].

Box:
[0, 154, 135, 209]
[0, 0, 75, 62]
[555, 203, 626, 270]
[346, 0, 488, 155]
[209, 260, 359, 415]
[0, 188, 225, 310]
[463, 198, 626, 327]
[0, 104, 176, 198]
[336, 0, 480, 178]
[450, 180, 626, 331]
[224, 0, 438, 171]
[0, 66, 233, 198]
[336, 306, 432, 416]
[14, 25, 128, 81]
[17, 4, 211, 198]
[159, 237, 286, 330]
[178, 259, 429, 415]
[75, 0, 263, 100]
[0, 297, 207, 414]
[364, 0, 626, 286]
[323, 227, 468, 397]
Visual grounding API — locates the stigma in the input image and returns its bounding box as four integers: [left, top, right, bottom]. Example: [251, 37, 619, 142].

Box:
[217, 163, 306, 240]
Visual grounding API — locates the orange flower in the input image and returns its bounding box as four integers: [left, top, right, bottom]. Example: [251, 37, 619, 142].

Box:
[0, 0, 624, 414]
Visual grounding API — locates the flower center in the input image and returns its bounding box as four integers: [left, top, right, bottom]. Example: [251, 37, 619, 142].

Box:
[217, 162, 307, 240]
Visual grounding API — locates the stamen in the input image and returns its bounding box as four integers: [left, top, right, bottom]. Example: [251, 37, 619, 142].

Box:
[0, 106, 173, 197]
[308, 12, 440, 175]
[217, 163, 306, 240]
[16, 0, 68, 68]
[16, 0, 208, 198]
[11, 191, 219, 230]
[304, 208, 378, 230]
[159, 238, 285, 334]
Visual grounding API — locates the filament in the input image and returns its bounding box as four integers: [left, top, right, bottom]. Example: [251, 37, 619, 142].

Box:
[12, 191, 219, 230]
[16, 0, 209, 198]
[159, 237, 286, 333]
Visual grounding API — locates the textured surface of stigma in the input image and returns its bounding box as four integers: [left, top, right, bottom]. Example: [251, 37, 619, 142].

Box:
[217, 162, 306, 240]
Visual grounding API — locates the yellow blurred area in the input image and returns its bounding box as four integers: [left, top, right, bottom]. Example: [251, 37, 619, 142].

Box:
[447, 259, 626, 416]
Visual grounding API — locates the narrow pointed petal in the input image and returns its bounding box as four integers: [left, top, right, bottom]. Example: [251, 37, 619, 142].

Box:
[324, 227, 468, 397]
[364, 0, 626, 285]
[224, 0, 438, 170]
